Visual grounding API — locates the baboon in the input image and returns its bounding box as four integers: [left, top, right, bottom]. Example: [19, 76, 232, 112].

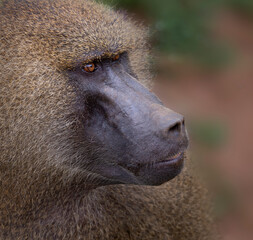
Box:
[0, 0, 219, 239]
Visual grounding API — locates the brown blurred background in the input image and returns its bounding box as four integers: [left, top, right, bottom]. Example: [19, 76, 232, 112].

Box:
[100, 0, 253, 239]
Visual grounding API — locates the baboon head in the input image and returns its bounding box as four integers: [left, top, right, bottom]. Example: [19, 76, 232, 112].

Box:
[0, 0, 188, 187]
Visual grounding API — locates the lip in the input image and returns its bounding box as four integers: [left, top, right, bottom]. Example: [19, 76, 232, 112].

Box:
[153, 152, 184, 168]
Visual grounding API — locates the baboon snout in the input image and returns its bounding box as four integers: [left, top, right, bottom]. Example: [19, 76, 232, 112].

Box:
[100, 67, 189, 155]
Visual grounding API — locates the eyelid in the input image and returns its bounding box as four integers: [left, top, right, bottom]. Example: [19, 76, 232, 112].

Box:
[80, 53, 122, 72]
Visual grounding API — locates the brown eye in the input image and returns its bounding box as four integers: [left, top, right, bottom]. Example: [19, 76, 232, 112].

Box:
[112, 54, 120, 61]
[83, 62, 96, 73]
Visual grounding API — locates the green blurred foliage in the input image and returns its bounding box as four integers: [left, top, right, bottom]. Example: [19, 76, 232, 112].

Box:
[189, 119, 227, 149]
[99, 0, 252, 64]
[229, 0, 253, 16]
[189, 119, 234, 218]
[213, 177, 238, 219]
[99, 0, 225, 64]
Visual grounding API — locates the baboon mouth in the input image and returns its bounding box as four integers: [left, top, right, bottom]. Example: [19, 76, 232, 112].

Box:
[125, 151, 185, 185]
[125, 151, 185, 174]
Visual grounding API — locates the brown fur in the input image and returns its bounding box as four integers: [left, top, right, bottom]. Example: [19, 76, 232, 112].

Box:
[0, 0, 219, 239]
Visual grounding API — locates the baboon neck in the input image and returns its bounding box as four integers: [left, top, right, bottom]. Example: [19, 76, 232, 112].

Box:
[0, 162, 96, 219]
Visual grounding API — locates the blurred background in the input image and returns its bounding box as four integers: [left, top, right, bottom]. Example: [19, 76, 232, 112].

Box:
[100, 0, 253, 239]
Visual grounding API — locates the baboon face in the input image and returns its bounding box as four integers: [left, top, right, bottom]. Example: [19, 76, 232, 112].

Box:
[67, 52, 188, 186]
[1, 0, 188, 187]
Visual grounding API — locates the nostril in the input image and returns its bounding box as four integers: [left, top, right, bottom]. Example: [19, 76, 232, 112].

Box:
[168, 122, 181, 133]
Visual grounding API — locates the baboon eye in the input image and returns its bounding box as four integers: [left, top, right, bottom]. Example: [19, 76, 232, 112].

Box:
[83, 62, 97, 73]
[112, 54, 120, 61]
